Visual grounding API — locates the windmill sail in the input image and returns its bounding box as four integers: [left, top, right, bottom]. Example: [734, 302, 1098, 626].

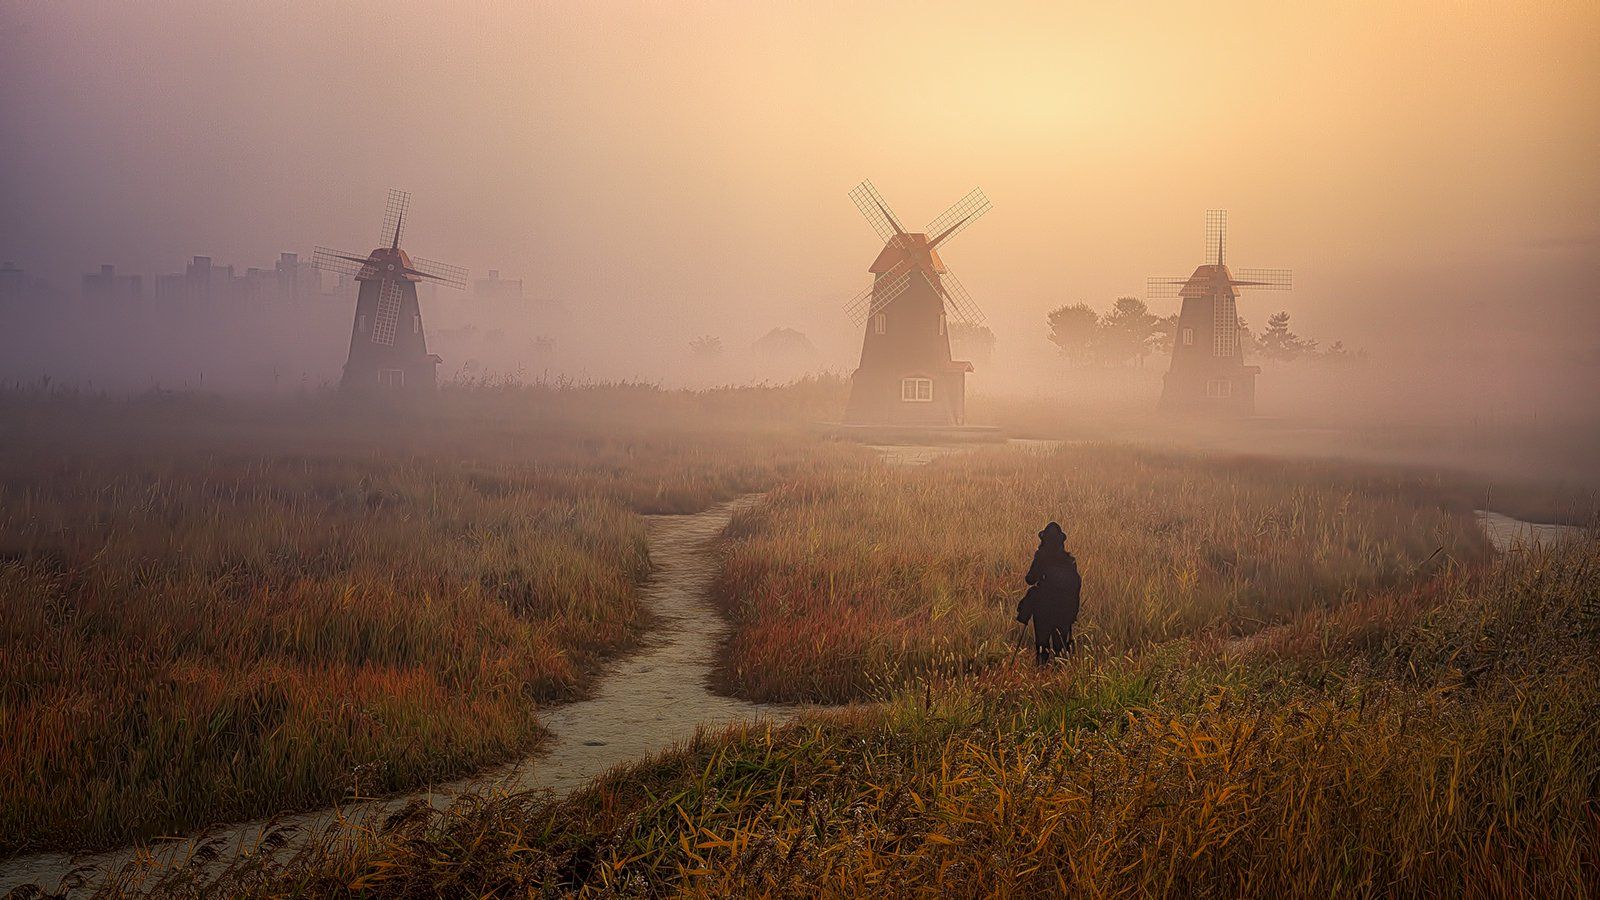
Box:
[934, 267, 985, 326]
[1213, 295, 1239, 357]
[371, 280, 403, 346]
[1233, 268, 1292, 289]
[409, 256, 469, 289]
[313, 246, 376, 279]
[849, 180, 907, 242]
[381, 190, 411, 248]
[925, 188, 991, 249]
[844, 259, 915, 324]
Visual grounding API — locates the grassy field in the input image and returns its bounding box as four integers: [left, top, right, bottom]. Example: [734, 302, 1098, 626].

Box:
[0, 379, 863, 855]
[96, 509, 1599, 897]
[715, 445, 1490, 702]
[6, 381, 1595, 895]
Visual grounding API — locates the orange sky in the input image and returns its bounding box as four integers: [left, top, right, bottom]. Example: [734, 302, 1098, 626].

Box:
[1, 1, 1596, 372]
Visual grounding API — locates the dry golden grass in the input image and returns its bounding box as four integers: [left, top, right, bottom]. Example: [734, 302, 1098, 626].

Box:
[93, 530, 1598, 898]
[0, 379, 863, 855]
[715, 445, 1489, 701]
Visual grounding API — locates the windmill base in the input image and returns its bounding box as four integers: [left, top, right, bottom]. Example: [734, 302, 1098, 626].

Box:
[1158, 366, 1258, 415]
[842, 365, 972, 427]
[341, 356, 441, 393]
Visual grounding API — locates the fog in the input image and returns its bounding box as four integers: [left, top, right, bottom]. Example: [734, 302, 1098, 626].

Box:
[1, 1, 1597, 439]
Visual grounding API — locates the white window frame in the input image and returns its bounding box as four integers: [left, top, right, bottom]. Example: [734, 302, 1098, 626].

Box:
[873, 313, 886, 335]
[1205, 377, 1232, 399]
[378, 368, 405, 388]
[412, 315, 421, 334]
[1181, 326, 1194, 346]
[939, 313, 946, 335]
[900, 377, 934, 402]
[357, 314, 367, 332]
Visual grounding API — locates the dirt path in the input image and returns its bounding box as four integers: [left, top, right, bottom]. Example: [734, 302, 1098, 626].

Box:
[0, 494, 786, 897]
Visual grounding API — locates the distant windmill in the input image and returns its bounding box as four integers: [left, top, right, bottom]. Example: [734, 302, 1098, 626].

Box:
[841, 180, 990, 426]
[312, 190, 468, 390]
[1148, 210, 1291, 413]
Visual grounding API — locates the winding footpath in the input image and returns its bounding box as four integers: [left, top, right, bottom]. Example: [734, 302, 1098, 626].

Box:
[0, 494, 786, 896]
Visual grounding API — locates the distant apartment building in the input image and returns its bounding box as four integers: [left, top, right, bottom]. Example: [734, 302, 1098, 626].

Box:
[82, 264, 144, 302]
[155, 256, 229, 302]
[151, 252, 328, 303]
[188, 255, 234, 300]
[274, 252, 323, 301]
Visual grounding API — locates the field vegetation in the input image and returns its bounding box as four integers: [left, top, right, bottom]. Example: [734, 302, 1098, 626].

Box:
[93, 509, 1599, 897]
[0, 379, 862, 854]
[6, 381, 1595, 896]
[716, 445, 1489, 701]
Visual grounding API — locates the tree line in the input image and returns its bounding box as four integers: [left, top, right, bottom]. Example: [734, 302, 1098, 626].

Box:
[1046, 298, 1360, 367]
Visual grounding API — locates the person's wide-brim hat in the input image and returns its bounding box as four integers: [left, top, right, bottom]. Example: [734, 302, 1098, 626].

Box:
[1039, 521, 1065, 540]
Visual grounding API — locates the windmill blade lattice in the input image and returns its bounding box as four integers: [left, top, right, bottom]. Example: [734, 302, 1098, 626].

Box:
[371, 280, 403, 346]
[843, 259, 915, 325]
[935, 267, 986, 326]
[925, 188, 991, 248]
[1205, 209, 1227, 264]
[849, 180, 906, 242]
[1146, 276, 1190, 302]
[312, 246, 375, 278]
[409, 256, 469, 290]
[1233, 268, 1292, 290]
[381, 190, 411, 247]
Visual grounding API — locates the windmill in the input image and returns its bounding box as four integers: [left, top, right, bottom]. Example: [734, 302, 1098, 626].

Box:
[1147, 210, 1291, 414]
[312, 190, 468, 391]
[840, 180, 990, 426]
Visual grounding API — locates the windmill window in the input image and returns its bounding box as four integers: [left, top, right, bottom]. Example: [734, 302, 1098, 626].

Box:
[901, 377, 934, 402]
[873, 314, 886, 335]
[1205, 378, 1232, 399]
[358, 314, 368, 332]
[413, 315, 421, 334]
[377, 368, 405, 388]
[1181, 327, 1194, 346]
[939, 313, 946, 335]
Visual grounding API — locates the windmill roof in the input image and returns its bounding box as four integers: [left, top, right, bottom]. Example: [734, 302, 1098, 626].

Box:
[870, 234, 947, 274]
[1180, 263, 1238, 298]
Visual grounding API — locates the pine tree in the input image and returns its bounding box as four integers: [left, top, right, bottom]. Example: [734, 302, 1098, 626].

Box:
[1255, 311, 1316, 361]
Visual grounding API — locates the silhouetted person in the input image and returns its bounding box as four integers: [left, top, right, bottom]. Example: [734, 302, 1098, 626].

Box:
[1017, 521, 1081, 664]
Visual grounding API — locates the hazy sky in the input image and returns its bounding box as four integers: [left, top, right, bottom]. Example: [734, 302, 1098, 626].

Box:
[2, 0, 1597, 367]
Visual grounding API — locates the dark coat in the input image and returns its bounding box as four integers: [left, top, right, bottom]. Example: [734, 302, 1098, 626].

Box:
[1017, 542, 1080, 635]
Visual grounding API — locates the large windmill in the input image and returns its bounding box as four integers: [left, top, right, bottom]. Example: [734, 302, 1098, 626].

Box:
[1148, 210, 1291, 414]
[841, 180, 990, 426]
[312, 190, 468, 391]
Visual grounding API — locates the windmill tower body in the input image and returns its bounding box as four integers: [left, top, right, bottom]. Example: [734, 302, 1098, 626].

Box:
[1160, 263, 1257, 412]
[841, 182, 990, 427]
[312, 191, 468, 392]
[1151, 211, 1291, 415]
[845, 235, 972, 425]
[341, 249, 437, 391]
